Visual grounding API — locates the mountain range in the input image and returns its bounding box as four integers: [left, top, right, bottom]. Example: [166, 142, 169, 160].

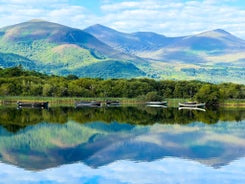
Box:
[0, 19, 244, 83]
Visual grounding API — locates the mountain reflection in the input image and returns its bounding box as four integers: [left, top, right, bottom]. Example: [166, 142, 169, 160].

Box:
[0, 106, 244, 171]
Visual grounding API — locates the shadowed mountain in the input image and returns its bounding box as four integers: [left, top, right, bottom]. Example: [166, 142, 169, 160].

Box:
[85, 25, 245, 62]
[84, 25, 245, 83]
[165, 29, 245, 52]
[84, 24, 177, 54]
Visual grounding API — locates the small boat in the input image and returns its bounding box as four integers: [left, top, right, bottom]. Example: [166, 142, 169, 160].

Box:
[146, 101, 167, 107]
[75, 101, 102, 108]
[178, 102, 206, 108]
[17, 101, 49, 109]
[105, 100, 120, 106]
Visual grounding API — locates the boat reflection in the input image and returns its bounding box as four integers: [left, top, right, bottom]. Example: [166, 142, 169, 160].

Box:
[146, 101, 167, 108]
[178, 107, 206, 111]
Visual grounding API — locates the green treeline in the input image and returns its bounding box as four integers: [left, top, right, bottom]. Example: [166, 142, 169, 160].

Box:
[0, 66, 244, 105]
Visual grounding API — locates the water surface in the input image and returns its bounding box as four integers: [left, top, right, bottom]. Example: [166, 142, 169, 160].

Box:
[0, 106, 244, 183]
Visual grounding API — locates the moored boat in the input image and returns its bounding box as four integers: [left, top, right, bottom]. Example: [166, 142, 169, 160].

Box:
[178, 102, 206, 108]
[105, 100, 120, 106]
[75, 101, 102, 108]
[17, 101, 49, 109]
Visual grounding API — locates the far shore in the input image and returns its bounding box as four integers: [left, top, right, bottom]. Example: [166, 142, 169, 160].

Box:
[0, 96, 245, 108]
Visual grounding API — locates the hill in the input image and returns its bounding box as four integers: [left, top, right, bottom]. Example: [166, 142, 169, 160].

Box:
[85, 25, 245, 62]
[0, 20, 244, 83]
[0, 20, 145, 78]
[0, 52, 37, 69]
[85, 25, 245, 83]
[73, 60, 146, 79]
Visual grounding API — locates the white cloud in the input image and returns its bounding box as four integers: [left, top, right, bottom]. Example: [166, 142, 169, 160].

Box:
[0, 0, 67, 4]
[101, 1, 140, 11]
[0, 1, 89, 29]
[46, 6, 87, 25]
[98, 0, 245, 38]
[0, 0, 245, 39]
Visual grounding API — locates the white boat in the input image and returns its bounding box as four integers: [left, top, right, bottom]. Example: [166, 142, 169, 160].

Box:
[178, 102, 205, 108]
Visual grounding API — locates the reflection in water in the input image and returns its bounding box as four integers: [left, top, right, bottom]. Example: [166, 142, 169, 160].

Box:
[0, 106, 244, 132]
[0, 106, 244, 172]
[1, 158, 245, 184]
[0, 106, 244, 184]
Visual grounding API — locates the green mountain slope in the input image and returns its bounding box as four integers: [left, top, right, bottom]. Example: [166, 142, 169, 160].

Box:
[0, 20, 244, 83]
[0, 20, 117, 57]
[73, 60, 146, 79]
[0, 20, 146, 78]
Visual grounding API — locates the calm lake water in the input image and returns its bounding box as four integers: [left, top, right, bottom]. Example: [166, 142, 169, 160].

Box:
[0, 106, 245, 184]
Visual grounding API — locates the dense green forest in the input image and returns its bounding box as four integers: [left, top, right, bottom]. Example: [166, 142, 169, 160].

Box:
[0, 66, 244, 105]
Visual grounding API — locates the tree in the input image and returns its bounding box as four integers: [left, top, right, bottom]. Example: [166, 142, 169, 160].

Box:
[42, 83, 53, 96]
[66, 74, 79, 80]
[145, 92, 163, 101]
[0, 83, 11, 95]
[194, 84, 221, 106]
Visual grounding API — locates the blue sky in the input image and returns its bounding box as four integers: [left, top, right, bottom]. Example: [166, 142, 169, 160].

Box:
[0, 0, 245, 38]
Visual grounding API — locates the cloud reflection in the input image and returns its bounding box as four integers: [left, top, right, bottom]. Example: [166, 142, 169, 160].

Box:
[1, 157, 245, 184]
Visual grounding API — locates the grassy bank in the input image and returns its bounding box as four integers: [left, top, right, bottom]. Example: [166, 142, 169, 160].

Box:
[219, 99, 245, 108]
[0, 96, 244, 108]
[0, 96, 144, 106]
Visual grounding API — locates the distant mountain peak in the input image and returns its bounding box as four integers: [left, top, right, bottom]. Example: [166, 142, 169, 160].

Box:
[28, 19, 47, 23]
[85, 24, 122, 35]
[213, 29, 228, 33]
[197, 29, 232, 38]
[91, 24, 108, 28]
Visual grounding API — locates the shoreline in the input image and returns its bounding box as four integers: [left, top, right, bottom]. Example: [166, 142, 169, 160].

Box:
[1, 96, 245, 108]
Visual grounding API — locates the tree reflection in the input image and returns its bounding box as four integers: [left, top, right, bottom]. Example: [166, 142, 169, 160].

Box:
[0, 106, 244, 133]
